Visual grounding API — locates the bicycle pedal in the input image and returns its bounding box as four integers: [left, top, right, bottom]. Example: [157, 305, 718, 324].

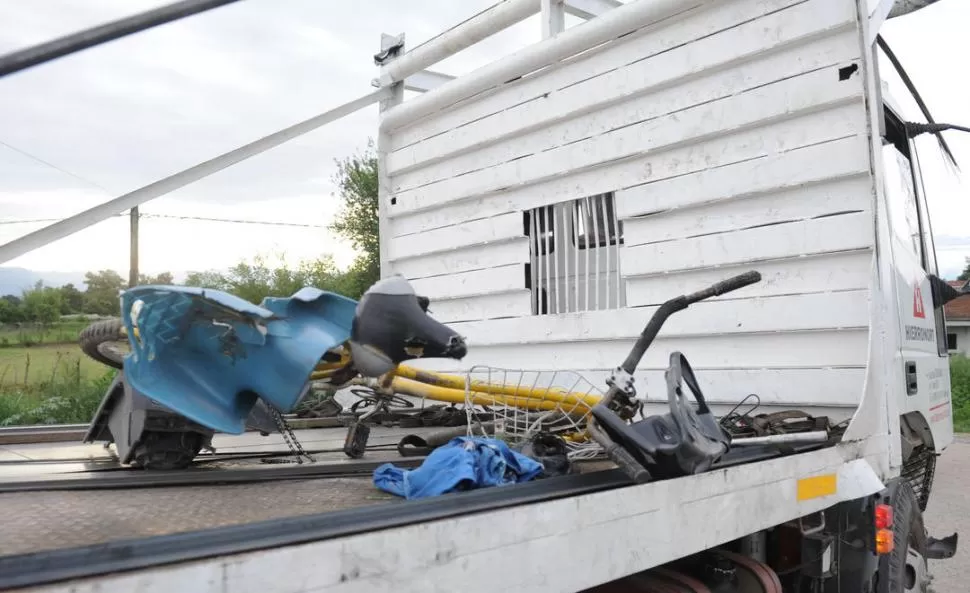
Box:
[343, 423, 371, 459]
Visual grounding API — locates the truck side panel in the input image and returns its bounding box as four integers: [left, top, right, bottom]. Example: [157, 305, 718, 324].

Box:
[382, 0, 874, 414]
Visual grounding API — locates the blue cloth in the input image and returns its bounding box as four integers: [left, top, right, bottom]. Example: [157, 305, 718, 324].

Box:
[373, 436, 543, 499]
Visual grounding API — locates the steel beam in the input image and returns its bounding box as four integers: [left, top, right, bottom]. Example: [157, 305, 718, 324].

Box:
[404, 70, 457, 93]
[372, 69, 456, 93]
[377, 0, 540, 86]
[377, 34, 406, 280]
[563, 0, 623, 20]
[381, 0, 707, 132]
[0, 89, 389, 265]
[541, 0, 566, 38]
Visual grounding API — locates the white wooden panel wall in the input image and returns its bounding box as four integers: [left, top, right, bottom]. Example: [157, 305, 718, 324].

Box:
[383, 0, 874, 409]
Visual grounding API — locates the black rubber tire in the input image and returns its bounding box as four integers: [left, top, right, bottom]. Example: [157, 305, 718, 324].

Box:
[78, 318, 126, 369]
[877, 480, 929, 593]
[131, 431, 205, 470]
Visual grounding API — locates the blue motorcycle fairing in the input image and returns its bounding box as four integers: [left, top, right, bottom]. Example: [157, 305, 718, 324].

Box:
[120, 285, 358, 435]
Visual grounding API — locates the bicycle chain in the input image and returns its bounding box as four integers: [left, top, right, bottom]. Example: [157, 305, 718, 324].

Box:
[266, 405, 315, 464]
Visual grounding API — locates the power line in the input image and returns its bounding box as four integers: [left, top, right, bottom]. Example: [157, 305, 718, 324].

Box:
[141, 213, 328, 228]
[0, 143, 326, 229]
[0, 140, 114, 195]
[0, 214, 127, 226]
[0, 213, 326, 229]
[0, 217, 64, 226]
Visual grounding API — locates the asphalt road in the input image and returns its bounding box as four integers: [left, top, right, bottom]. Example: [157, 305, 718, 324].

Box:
[924, 435, 969, 593]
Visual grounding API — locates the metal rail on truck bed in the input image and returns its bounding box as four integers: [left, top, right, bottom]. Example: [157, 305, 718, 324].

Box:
[0, 425, 868, 592]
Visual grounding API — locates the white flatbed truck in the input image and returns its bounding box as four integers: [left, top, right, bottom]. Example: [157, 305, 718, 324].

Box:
[0, 0, 963, 591]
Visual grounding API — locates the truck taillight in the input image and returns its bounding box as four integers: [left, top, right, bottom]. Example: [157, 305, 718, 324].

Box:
[875, 504, 893, 529]
[876, 529, 894, 554]
[874, 503, 895, 554]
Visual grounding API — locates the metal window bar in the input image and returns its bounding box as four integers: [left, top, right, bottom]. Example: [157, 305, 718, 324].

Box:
[560, 203, 569, 313]
[532, 210, 541, 314]
[545, 204, 554, 314]
[612, 195, 624, 307]
[591, 195, 601, 310]
[596, 194, 613, 309]
[573, 203, 580, 313]
[526, 194, 623, 315]
[553, 203, 561, 314]
[584, 199, 591, 311]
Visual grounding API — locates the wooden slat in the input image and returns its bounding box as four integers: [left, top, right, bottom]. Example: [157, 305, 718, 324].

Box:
[616, 134, 871, 218]
[622, 175, 872, 247]
[388, 6, 858, 181]
[424, 291, 533, 324]
[409, 264, 524, 301]
[389, 0, 814, 151]
[446, 291, 869, 346]
[422, 367, 864, 407]
[407, 329, 870, 371]
[390, 68, 864, 214]
[573, 368, 866, 407]
[388, 103, 868, 233]
[390, 239, 530, 280]
[633, 369, 865, 407]
[621, 212, 874, 277]
[387, 212, 522, 260]
[624, 250, 873, 305]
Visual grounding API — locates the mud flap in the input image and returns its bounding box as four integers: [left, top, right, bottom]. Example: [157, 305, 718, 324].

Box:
[82, 372, 126, 444]
[925, 533, 958, 560]
[104, 372, 215, 464]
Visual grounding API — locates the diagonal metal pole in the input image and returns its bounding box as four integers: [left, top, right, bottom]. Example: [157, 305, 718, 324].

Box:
[0, 0, 246, 78]
[0, 88, 389, 265]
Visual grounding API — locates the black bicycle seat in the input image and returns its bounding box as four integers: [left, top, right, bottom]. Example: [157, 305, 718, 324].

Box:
[349, 275, 467, 377]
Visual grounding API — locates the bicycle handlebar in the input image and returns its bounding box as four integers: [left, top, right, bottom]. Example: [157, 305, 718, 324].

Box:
[619, 270, 761, 374]
[683, 270, 762, 306]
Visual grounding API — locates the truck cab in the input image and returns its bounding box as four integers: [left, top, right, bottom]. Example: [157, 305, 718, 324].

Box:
[882, 91, 955, 466]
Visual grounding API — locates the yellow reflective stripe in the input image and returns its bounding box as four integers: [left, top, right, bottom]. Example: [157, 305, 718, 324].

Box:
[797, 474, 838, 501]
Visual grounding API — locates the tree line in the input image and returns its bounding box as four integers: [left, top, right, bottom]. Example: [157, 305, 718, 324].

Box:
[0, 271, 174, 324]
[0, 144, 380, 325]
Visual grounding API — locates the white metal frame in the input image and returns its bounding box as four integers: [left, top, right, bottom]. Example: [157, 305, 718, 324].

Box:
[379, 0, 702, 133]
[0, 0, 629, 267]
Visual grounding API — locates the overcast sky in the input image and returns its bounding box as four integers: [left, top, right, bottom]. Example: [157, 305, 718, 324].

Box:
[0, 0, 967, 278]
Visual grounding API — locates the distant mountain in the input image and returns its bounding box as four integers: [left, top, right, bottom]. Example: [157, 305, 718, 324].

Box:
[0, 267, 88, 296]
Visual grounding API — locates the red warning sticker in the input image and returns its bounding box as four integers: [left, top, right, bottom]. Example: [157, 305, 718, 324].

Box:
[913, 283, 925, 319]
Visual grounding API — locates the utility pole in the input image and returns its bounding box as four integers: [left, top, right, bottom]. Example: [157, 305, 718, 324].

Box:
[129, 206, 139, 287]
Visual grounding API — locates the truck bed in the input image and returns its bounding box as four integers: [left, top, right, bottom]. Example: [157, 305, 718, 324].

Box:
[0, 424, 883, 593]
[0, 427, 426, 556]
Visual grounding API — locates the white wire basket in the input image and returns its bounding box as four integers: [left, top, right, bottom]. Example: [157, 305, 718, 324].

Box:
[459, 365, 604, 460]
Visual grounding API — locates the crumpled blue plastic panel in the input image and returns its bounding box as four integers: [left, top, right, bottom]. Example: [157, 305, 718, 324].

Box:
[119, 285, 357, 434]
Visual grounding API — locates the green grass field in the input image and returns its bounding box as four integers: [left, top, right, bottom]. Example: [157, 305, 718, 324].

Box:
[0, 345, 105, 388]
[0, 344, 115, 426]
[0, 320, 89, 348]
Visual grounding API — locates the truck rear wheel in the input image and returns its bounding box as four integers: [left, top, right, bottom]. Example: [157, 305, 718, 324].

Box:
[877, 480, 929, 593]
